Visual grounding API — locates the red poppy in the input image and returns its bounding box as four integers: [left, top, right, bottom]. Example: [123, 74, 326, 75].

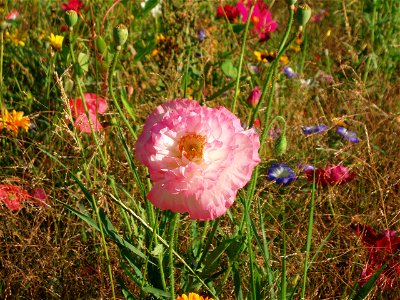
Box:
[217, 5, 240, 21]
[353, 223, 400, 289]
[61, 0, 84, 12]
[0, 184, 31, 211]
[305, 164, 356, 186]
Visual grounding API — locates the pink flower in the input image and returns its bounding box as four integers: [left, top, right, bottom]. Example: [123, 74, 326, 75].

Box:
[0, 184, 31, 211]
[69, 93, 107, 133]
[353, 223, 400, 289]
[305, 164, 356, 186]
[61, 0, 84, 12]
[5, 10, 19, 21]
[135, 99, 260, 220]
[237, 0, 278, 41]
[29, 187, 48, 207]
[310, 9, 329, 23]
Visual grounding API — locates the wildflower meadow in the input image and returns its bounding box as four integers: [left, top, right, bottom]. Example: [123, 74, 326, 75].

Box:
[1, 0, 400, 299]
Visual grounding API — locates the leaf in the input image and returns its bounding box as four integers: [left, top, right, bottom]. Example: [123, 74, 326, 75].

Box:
[78, 52, 90, 72]
[64, 203, 100, 231]
[201, 237, 236, 276]
[151, 244, 164, 257]
[221, 59, 238, 79]
[142, 0, 159, 16]
[142, 285, 171, 298]
[232, 24, 246, 33]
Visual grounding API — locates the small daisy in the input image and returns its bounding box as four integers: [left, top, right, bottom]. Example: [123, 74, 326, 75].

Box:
[336, 126, 359, 143]
[267, 163, 297, 185]
[301, 124, 328, 135]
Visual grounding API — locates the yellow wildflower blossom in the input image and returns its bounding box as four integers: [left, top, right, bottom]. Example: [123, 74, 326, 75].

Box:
[279, 55, 289, 65]
[176, 293, 213, 300]
[0, 109, 30, 133]
[49, 33, 64, 51]
[254, 50, 276, 63]
[5, 29, 26, 47]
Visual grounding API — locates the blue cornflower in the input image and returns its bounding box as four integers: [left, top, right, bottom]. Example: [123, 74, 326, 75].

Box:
[267, 163, 297, 185]
[336, 126, 359, 143]
[301, 124, 328, 135]
[198, 29, 206, 42]
[283, 66, 297, 78]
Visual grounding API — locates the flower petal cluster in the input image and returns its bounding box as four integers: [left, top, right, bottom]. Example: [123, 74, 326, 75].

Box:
[247, 86, 261, 108]
[176, 293, 213, 300]
[217, 4, 240, 21]
[61, 0, 84, 12]
[29, 187, 48, 207]
[301, 124, 328, 135]
[135, 99, 260, 220]
[304, 164, 356, 186]
[267, 163, 297, 185]
[0, 184, 31, 211]
[353, 223, 400, 289]
[5, 10, 19, 21]
[69, 93, 107, 133]
[49, 33, 64, 51]
[336, 126, 359, 143]
[0, 109, 30, 133]
[237, 0, 278, 41]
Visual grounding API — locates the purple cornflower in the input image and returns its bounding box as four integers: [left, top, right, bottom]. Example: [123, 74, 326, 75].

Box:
[337, 126, 359, 143]
[267, 163, 297, 185]
[198, 29, 206, 42]
[301, 124, 328, 135]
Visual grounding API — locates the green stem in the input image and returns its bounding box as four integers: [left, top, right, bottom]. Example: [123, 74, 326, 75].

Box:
[299, 29, 308, 74]
[280, 202, 287, 300]
[68, 30, 108, 166]
[362, 0, 377, 82]
[168, 213, 179, 299]
[300, 164, 317, 300]
[231, 4, 255, 113]
[0, 30, 4, 110]
[108, 50, 137, 139]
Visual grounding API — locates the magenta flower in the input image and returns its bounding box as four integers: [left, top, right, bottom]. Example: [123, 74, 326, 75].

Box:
[247, 86, 261, 108]
[305, 164, 356, 186]
[236, 0, 277, 41]
[69, 93, 107, 133]
[135, 99, 260, 220]
[29, 188, 48, 207]
[0, 184, 31, 211]
[61, 0, 84, 12]
[353, 223, 400, 289]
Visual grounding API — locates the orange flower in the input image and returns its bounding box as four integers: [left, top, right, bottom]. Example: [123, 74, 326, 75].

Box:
[0, 109, 31, 133]
[176, 293, 213, 300]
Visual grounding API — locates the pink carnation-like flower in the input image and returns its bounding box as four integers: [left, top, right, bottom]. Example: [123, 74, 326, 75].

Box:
[135, 99, 260, 220]
[0, 184, 31, 211]
[305, 164, 356, 186]
[69, 93, 107, 133]
[237, 0, 278, 41]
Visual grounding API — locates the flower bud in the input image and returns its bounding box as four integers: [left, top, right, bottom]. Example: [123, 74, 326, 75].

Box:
[113, 24, 128, 49]
[95, 36, 107, 54]
[247, 86, 261, 108]
[274, 133, 287, 157]
[296, 4, 312, 28]
[65, 10, 78, 28]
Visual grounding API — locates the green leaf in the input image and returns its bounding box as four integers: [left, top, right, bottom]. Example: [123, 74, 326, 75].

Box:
[64, 203, 100, 231]
[142, 0, 159, 16]
[142, 285, 171, 298]
[201, 237, 236, 276]
[151, 244, 164, 257]
[78, 52, 90, 72]
[232, 24, 246, 33]
[221, 59, 238, 79]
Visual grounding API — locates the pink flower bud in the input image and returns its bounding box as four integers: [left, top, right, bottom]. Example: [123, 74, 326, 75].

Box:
[247, 86, 261, 108]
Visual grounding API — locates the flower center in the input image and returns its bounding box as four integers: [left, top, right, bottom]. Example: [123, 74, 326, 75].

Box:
[178, 133, 206, 161]
[251, 16, 260, 24]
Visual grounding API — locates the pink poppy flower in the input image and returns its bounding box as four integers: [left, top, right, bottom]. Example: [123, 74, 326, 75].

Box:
[135, 99, 260, 220]
[236, 0, 278, 41]
[247, 86, 261, 108]
[353, 223, 400, 289]
[0, 184, 31, 211]
[305, 164, 356, 186]
[29, 187, 48, 207]
[217, 4, 240, 21]
[310, 9, 329, 23]
[5, 10, 19, 21]
[61, 0, 84, 12]
[69, 93, 107, 133]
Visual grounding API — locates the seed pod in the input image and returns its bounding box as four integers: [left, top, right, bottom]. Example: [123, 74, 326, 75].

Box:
[113, 24, 128, 49]
[296, 4, 312, 28]
[65, 10, 78, 28]
[95, 36, 107, 54]
[274, 134, 287, 157]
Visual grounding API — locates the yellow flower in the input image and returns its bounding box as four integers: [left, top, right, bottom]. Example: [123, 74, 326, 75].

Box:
[279, 55, 289, 65]
[254, 50, 276, 63]
[0, 109, 30, 133]
[49, 33, 64, 50]
[5, 29, 26, 47]
[176, 293, 213, 300]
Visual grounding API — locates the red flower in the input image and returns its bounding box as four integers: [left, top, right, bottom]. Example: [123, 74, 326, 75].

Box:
[29, 187, 48, 207]
[0, 184, 31, 211]
[353, 223, 400, 289]
[305, 164, 356, 186]
[217, 4, 240, 21]
[69, 93, 107, 133]
[5, 9, 19, 20]
[61, 0, 84, 12]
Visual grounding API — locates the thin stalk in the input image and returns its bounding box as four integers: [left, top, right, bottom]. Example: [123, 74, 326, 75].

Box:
[68, 30, 115, 299]
[362, 0, 377, 82]
[246, 206, 257, 299]
[168, 213, 179, 299]
[0, 30, 4, 124]
[299, 29, 308, 74]
[108, 50, 137, 139]
[300, 165, 317, 300]
[280, 203, 287, 300]
[231, 4, 255, 113]
[68, 31, 108, 166]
